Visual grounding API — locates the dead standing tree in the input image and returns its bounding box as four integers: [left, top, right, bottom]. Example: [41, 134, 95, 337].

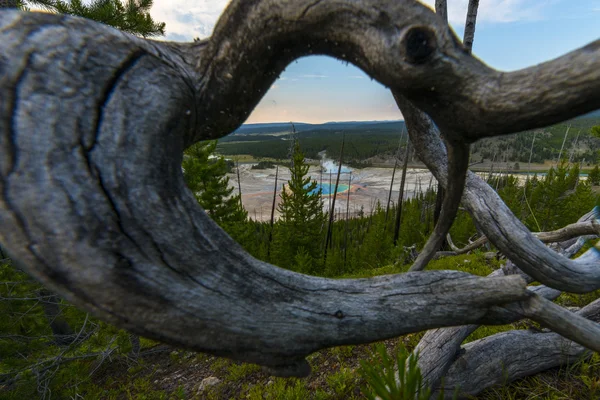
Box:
[1, 0, 600, 389]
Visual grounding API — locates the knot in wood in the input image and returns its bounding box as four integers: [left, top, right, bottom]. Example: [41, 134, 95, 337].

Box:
[402, 25, 437, 64]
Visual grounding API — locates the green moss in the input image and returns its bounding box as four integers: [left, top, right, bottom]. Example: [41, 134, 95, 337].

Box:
[326, 367, 359, 399]
[556, 289, 600, 308]
[208, 356, 231, 374]
[246, 378, 310, 400]
[226, 362, 262, 381]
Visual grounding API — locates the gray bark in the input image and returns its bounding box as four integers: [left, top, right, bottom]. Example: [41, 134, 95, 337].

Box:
[435, 0, 447, 23]
[446, 217, 599, 255]
[463, 0, 479, 52]
[394, 92, 600, 293]
[439, 299, 600, 398]
[1, 2, 600, 376]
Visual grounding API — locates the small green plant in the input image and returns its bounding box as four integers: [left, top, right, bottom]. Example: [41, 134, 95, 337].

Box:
[246, 378, 310, 400]
[359, 343, 458, 400]
[326, 367, 357, 398]
[579, 353, 600, 397]
[173, 385, 187, 400]
[359, 343, 431, 400]
[226, 362, 261, 381]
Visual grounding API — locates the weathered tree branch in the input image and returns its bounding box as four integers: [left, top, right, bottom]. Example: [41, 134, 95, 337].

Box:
[439, 298, 600, 398]
[414, 280, 563, 393]
[1, 0, 600, 375]
[445, 218, 599, 255]
[415, 211, 598, 394]
[395, 90, 600, 293]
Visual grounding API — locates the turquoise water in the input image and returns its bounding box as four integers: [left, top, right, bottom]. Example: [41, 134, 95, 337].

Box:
[309, 183, 349, 195]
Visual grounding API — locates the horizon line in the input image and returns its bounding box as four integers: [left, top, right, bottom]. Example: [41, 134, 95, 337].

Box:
[241, 119, 406, 125]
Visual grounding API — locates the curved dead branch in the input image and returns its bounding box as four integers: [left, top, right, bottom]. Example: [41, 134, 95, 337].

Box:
[414, 280, 563, 392]
[414, 215, 597, 394]
[395, 90, 600, 293]
[445, 218, 599, 255]
[439, 298, 600, 398]
[1, 0, 600, 374]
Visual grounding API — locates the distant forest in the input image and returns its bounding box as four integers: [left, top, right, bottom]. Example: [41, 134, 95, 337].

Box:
[216, 116, 600, 166]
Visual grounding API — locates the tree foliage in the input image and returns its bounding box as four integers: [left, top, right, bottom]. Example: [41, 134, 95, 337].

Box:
[182, 141, 247, 228]
[18, 0, 165, 37]
[589, 165, 600, 186]
[272, 142, 325, 272]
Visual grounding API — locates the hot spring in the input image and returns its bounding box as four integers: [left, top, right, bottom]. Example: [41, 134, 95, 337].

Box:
[309, 183, 350, 195]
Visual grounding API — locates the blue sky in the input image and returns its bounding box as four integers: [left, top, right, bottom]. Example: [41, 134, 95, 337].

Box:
[149, 0, 600, 123]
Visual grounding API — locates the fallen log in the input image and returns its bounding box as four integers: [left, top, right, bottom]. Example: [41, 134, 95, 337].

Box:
[439, 298, 600, 398]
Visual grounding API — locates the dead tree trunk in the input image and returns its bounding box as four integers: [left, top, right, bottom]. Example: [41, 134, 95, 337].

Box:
[324, 134, 345, 257]
[267, 166, 278, 259]
[393, 141, 411, 245]
[463, 0, 479, 52]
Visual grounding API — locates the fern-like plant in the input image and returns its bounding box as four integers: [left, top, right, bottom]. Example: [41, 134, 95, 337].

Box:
[359, 343, 457, 400]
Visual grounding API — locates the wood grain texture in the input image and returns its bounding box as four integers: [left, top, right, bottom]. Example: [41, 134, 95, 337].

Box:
[446, 217, 599, 255]
[439, 299, 600, 398]
[413, 212, 596, 394]
[1, 0, 600, 375]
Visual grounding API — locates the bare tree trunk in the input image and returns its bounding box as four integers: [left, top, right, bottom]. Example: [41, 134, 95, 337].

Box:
[267, 166, 278, 259]
[434, 0, 447, 22]
[385, 157, 398, 225]
[324, 134, 345, 258]
[328, 171, 332, 211]
[556, 124, 571, 164]
[463, 0, 480, 52]
[236, 161, 243, 208]
[385, 132, 404, 225]
[343, 172, 351, 268]
[393, 141, 411, 245]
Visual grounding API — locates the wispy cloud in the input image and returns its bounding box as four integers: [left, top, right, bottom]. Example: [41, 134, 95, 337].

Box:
[348, 75, 365, 79]
[419, 0, 548, 25]
[299, 74, 328, 79]
[150, 0, 231, 41]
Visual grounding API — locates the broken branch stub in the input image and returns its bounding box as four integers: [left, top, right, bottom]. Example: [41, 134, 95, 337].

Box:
[1, 0, 600, 374]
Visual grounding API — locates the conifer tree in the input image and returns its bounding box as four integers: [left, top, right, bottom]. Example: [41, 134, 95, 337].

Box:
[273, 142, 325, 272]
[13, 0, 165, 37]
[182, 140, 247, 228]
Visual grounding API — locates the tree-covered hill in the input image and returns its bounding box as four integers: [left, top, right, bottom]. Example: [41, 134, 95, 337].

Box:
[217, 115, 600, 166]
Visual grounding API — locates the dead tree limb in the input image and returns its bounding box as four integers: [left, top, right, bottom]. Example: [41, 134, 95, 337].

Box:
[439, 298, 600, 398]
[1, 1, 600, 375]
[415, 211, 598, 394]
[445, 217, 599, 255]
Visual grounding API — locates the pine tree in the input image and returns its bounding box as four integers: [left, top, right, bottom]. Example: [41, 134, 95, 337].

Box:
[589, 165, 600, 186]
[182, 141, 247, 228]
[14, 0, 165, 37]
[272, 142, 325, 272]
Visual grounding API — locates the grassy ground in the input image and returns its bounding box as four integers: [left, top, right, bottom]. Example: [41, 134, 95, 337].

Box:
[72, 252, 600, 399]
